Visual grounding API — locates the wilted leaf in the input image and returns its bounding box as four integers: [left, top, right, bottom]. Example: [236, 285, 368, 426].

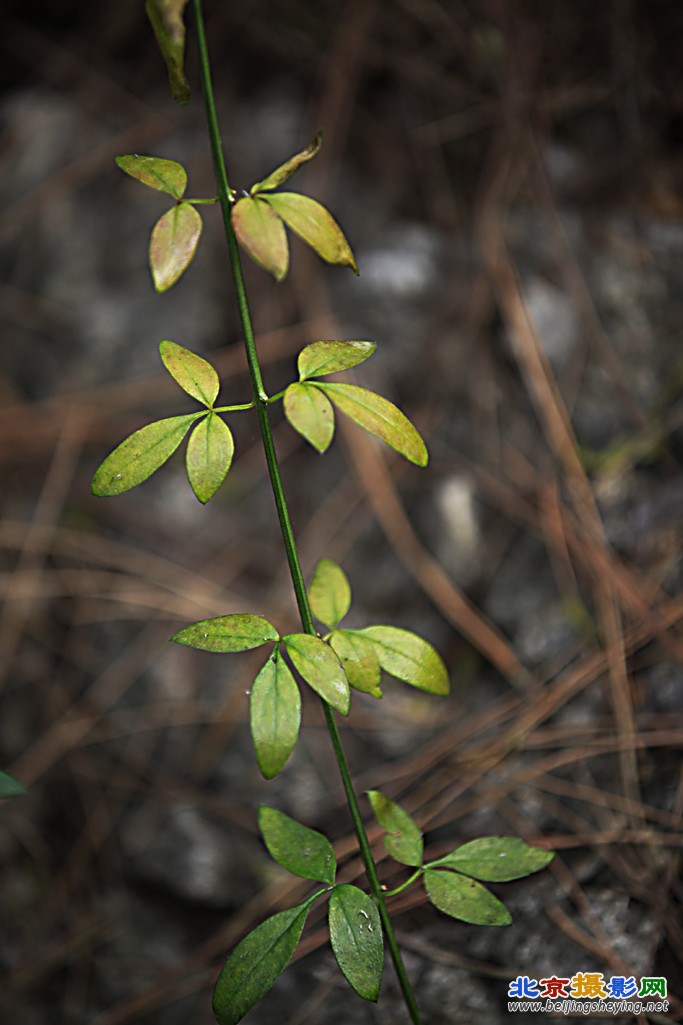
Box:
[308, 558, 351, 630]
[329, 884, 383, 1001]
[298, 340, 376, 381]
[259, 806, 336, 884]
[91, 414, 197, 496]
[171, 614, 279, 652]
[160, 339, 220, 406]
[423, 868, 511, 926]
[212, 897, 317, 1025]
[283, 634, 350, 714]
[232, 197, 288, 281]
[315, 383, 428, 466]
[429, 837, 555, 882]
[359, 626, 449, 695]
[145, 0, 190, 105]
[366, 790, 423, 867]
[150, 202, 203, 292]
[0, 771, 24, 798]
[115, 154, 187, 198]
[329, 630, 381, 697]
[283, 383, 335, 453]
[250, 655, 301, 779]
[260, 192, 358, 274]
[250, 132, 322, 194]
[186, 413, 234, 504]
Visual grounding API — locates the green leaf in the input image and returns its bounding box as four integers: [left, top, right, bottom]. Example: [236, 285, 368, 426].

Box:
[171, 614, 279, 653]
[298, 340, 376, 381]
[232, 197, 289, 281]
[429, 837, 555, 882]
[283, 382, 335, 453]
[186, 413, 234, 504]
[423, 868, 512, 926]
[115, 154, 187, 198]
[283, 634, 350, 714]
[91, 414, 197, 496]
[212, 896, 317, 1025]
[308, 558, 351, 630]
[259, 806, 336, 884]
[329, 885, 383, 1001]
[150, 202, 202, 292]
[159, 339, 220, 406]
[315, 383, 428, 466]
[250, 132, 323, 194]
[250, 654, 301, 779]
[260, 192, 358, 274]
[0, 771, 24, 798]
[366, 790, 423, 867]
[358, 626, 449, 695]
[145, 0, 191, 105]
[329, 631, 381, 697]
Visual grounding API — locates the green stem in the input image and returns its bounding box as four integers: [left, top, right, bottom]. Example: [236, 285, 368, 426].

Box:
[383, 869, 423, 899]
[192, 3, 422, 1022]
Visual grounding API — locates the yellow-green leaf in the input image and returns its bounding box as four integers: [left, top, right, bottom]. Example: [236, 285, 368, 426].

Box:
[424, 869, 512, 926]
[186, 413, 234, 504]
[115, 155, 187, 198]
[145, 0, 190, 105]
[358, 626, 449, 695]
[250, 655, 301, 780]
[315, 383, 428, 466]
[91, 414, 197, 496]
[366, 790, 423, 867]
[329, 630, 381, 697]
[259, 806, 335, 884]
[283, 634, 350, 714]
[298, 340, 376, 381]
[160, 339, 220, 406]
[283, 382, 335, 453]
[250, 132, 323, 194]
[172, 614, 279, 653]
[232, 197, 288, 281]
[308, 558, 351, 629]
[150, 202, 202, 292]
[428, 837, 555, 882]
[260, 192, 358, 274]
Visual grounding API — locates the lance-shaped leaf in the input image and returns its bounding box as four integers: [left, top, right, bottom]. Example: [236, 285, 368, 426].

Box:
[115, 154, 187, 198]
[283, 382, 335, 453]
[423, 868, 511, 926]
[171, 614, 279, 653]
[212, 895, 318, 1025]
[250, 654, 301, 779]
[283, 634, 350, 714]
[186, 413, 234, 504]
[429, 837, 555, 882]
[259, 806, 336, 884]
[329, 630, 381, 697]
[0, 771, 24, 798]
[250, 132, 322, 194]
[366, 790, 423, 867]
[308, 558, 351, 630]
[232, 197, 288, 281]
[145, 0, 190, 105]
[298, 340, 376, 381]
[315, 383, 428, 466]
[358, 626, 449, 695]
[150, 202, 202, 292]
[260, 192, 358, 274]
[91, 414, 197, 497]
[160, 339, 220, 406]
[329, 885, 383, 1001]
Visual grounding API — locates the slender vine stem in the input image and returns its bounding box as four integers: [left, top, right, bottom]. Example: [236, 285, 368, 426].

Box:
[192, 2, 422, 1021]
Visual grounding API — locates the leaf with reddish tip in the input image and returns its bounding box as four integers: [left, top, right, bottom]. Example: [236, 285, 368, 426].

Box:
[116, 155, 188, 198]
[260, 192, 358, 274]
[149, 202, 202, 292]
[250, 132, 323, 194]
[160, 339, 220, 406]
[315, 383, 428, 466]
[232, 197, 289, 281]
[283, 382, 335, 453]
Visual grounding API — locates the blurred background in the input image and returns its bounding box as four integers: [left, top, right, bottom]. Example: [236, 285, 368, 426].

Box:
[1, 1, 682, 1022]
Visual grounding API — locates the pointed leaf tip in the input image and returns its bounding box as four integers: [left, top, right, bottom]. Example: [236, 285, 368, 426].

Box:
[259, 806, 336, 884]
[160, 339, 220, 406]
[186, 413, 234, 504]
[308, 558, 352, 629]
[260, 192, 358, 274]
[315, 383, 428, 466]
[424, 869, 512, 926]
[358, 626, 449, 695]
[283, 634, 350, 714]
[367, 790, 423, 867]
[233, 197, 289, 281]
[250, 132, 323, 194]
[172, 614, 279, 653]
[116, 154, 188, 198]
[329, 885, 383, 1001]
[91, 414, 197, 496]
[297, 340, 376, 381]
[145, 0, 191, 105]
[431, 837, 555, 881]
[283, 382, 335, 453]
[250, 655, 301, 779]
[150, 202, 202, 292]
